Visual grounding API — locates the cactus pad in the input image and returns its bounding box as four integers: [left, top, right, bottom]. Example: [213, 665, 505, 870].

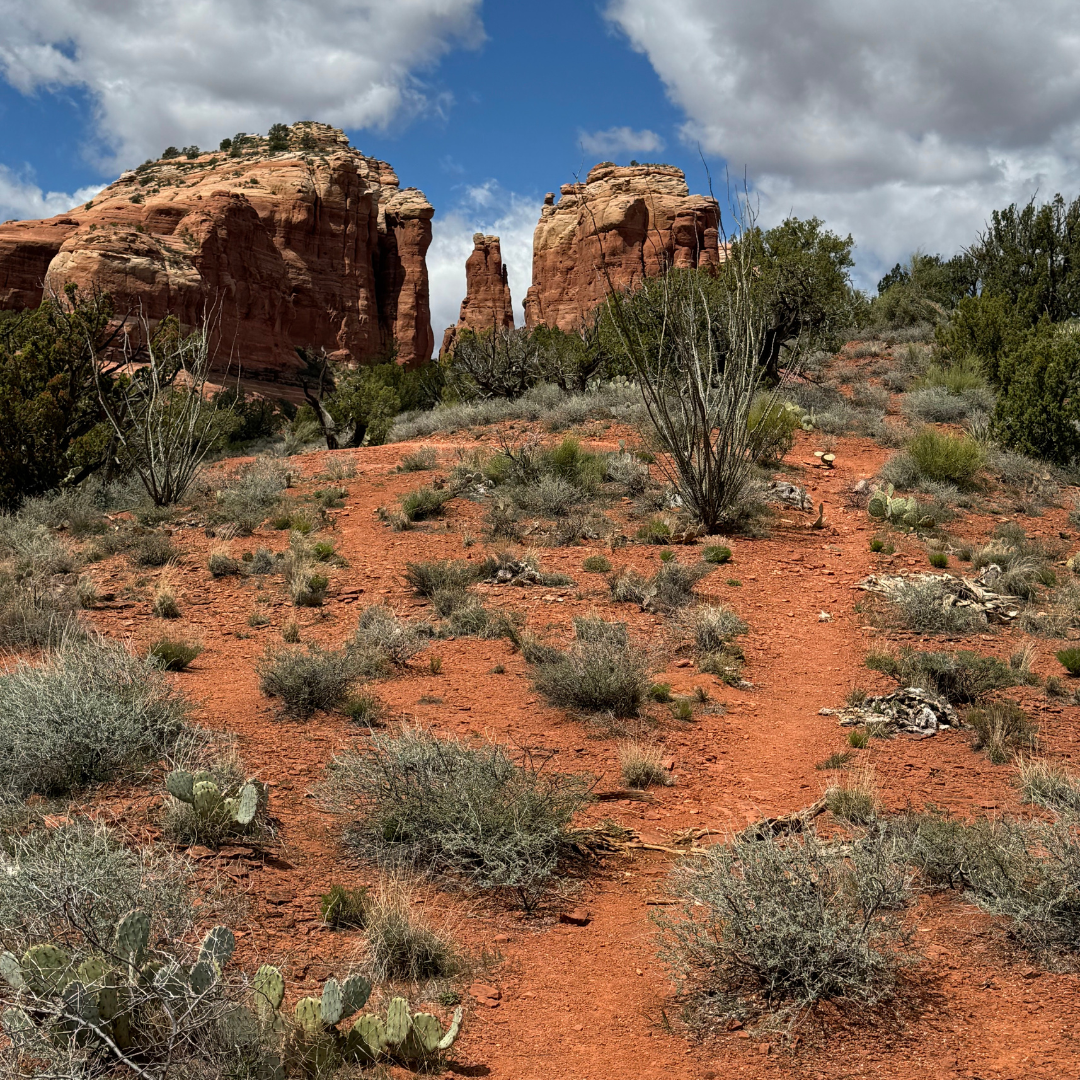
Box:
[189, 961, 215, 995]
[319, 977, 343, 1026]
[409, 1012, 442, 1054]
[350, 1014, 386, 1059]
[438, 1005, 463, 1051]
[341, 974, 371, 1015]
[192, 780, 223, 816]
[295, 996, 322, 1032]
[116, 909, 150, 964]
[0, 951, 23, 989]
[76, 956, 108, 986]
[384, 996, 410, 1046]
[198, 925, 235, 969]
[235, 783, 259, 825]
[253, 964, 285, 1012]
[165, 769, 195, 804]
[21, 944, 71, 995]
[97, 984, 121, 1022]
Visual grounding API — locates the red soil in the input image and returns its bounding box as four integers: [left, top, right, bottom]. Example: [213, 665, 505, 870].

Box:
[77, 427, 1080, 1080]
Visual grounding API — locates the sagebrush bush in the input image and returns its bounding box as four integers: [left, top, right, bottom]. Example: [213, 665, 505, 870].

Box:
[211, 458, 286, 532]
[532, 621, 651, 716]
[257, 643, 353, 718]
[866, 646, 1015, 703]
[0, 572, 82, 647]
[883, 578, 984, 634]
[148, 636, 202, 671]
[0, 637, 189, 797]
[351, 603, 429, 676]
[130, 532, 177, 567]
[397, 448, 437, 472]
[403, 559, 478, 597]
[326, 727, 592, 909]
[906, 427, 985, 487]
[207, 549, 240, 577]
[657, 827, 912, 1021]
[582, 553, 612, 573]
[400, 484, 453, 522]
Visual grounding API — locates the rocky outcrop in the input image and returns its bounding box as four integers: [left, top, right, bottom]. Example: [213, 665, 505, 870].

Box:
[0, 122, 434, 373]
[440, 233, 514, 356]
[523, 163, 722, 332]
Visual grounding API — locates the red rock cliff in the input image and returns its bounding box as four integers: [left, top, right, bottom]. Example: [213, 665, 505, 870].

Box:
[523, 163, 722, 332]
[0, 122, 434, 373]
[440, 233, 514, 356]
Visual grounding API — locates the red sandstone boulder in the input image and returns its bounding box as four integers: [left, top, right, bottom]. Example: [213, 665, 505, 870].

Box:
[440, 232, 514, 356]
[523, 163, 723, 332]
[0, 122, 434, 373]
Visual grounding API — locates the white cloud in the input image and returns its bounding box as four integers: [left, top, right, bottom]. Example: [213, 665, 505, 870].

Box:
[0, 165, 101, 223]
[605, 0, 1080, 287]
[427, 183, 542, 350]
[0, 0, 484, 170]
[578, 125, 665, 158]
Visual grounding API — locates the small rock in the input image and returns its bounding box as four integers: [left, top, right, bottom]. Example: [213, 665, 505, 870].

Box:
[493, 934, 510, 944]
[818, 611, 831, 622]
[559, 908, 591, 926]
[469, 982, 501, 1007]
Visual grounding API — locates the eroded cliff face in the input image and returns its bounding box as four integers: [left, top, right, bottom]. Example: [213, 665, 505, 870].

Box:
[523, 163, 722, 332]
[440, 232, 514, 356]
[0, 122, 434, 373]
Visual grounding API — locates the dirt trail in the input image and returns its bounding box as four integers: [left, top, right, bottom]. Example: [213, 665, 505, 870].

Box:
[86, 429, 1080, 1080]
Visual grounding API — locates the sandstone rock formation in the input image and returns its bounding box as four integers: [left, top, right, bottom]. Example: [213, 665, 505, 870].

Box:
[440, 233, 514, 356]
[0, 122, 434, 373]
[523, 163, 722, 332]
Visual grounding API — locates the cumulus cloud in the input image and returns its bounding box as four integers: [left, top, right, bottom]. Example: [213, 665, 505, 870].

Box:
[427, 183, 542, 350]
[578, 126, 665, 157]
[0, 0, 484, 170]
[0, 166, 101, 223]
[605, 0, 1080, 286]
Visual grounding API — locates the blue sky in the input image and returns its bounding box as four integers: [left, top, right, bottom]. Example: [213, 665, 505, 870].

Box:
[4, 0, 1080, 338]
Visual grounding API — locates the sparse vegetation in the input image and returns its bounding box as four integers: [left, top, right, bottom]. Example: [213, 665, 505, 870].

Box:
[325, 727, 592, 909]
[257, 643, 353, 719]
[966, 700, 1036, 763]
[826, 769, 878, 824]
[351, 603, 429, 676]
[866, 646, 1015, 704]
[397, 448, 437, 472]
[148, 636, 202, 671]
[703, 545, 732, 564]
[361, 877, 458, 982]
[619, 740, 673, 789]
[1019, 758, 1080, 814]
[582, 553, 612, 573]
[1056, 647, 1080, 675]
[320, 884, 369, 929]
[399, 484, 454, 522]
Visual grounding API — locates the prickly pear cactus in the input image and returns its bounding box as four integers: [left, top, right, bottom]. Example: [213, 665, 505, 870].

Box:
[407, 1012, 443, 1055]
[319, 978, 343, 1026]
[295, 996, 322, 1033]
[253, 964, 286, 1013]
[192, 780, 223, 816]
[348, 1013, 387, 1060]
[199, 925, 235, 969]
[384, 996, 410, 1047]
[166, 769, 195, 803]
[116, 910, 150, 966]
[340, 974, 371, 1015]
[21, 944, 72, 995]
[0, 951, 23, 989]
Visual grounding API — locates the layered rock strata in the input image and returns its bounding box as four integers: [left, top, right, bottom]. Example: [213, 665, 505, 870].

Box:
[0, 122, 434, 373]
[523, 163, 722, 331]
[440, 233, 514, 355]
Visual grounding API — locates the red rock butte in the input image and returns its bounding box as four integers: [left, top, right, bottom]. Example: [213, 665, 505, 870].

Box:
[440, 233, 515, 356]
[524, 162, 723, 332]
[0, 122, 434, 375]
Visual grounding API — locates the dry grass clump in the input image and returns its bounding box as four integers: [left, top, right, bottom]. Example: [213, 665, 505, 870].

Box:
[825, 767, 878, 824]
[147, 636, 202, 671]
[865, 646, 1015, 704]
[618, 740, 673, 789]
[210, 457, 287, 533]
[283, 532, 329, 606]
[129, 531, 177, 567]
[257, 643, 353, 719]
[609, 560, 713, 612]
[207, 547, 241, 577]
[152, 573, 181, 617]
[883, 578, 984, 634]
[361, 876, 458, 983]
[351, 603, 431, 676]
[397, 448, 438, 472]
[403, 559, 478, 597]
[1019, 758, 1080, 814]
[966, 700, 1036, 764]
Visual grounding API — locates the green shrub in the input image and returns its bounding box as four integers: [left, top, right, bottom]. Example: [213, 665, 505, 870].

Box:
[636, 517, 672, 544]
[344, 689, 386, 727]
[350, 603, 429, 676]
[320, 884, 369, 929]
[619, 740, 673, 789]
[883, 578, 983, 634]
[1019, 759, 1080, 814]
[870, 537, 884, 552]
[532, 619, 651, 716]
[403, 559, 477, 597]
[703, 545, 732, 564]
[147, 637, 202, 671]
[0, 638, 189, 797]
[816, 750, 855, 770]
[130, 532, 177, 567]
[1057, 647, 1080, 675]
[397, 448, 437, 472]
[649, 682, 673, 702]
[866, 646, 1015, 703]
[325, 727, 592, 909]
[907, 427, 985, 486]
[208, 550, 241, 577]
[657, 827, 912, 1022]
[928, 550, 948, 569]
[362, 878, 458, 982]
[210, 458, 286, 532]
[257, 644, 352, 719]
[582, 554, 612, 573]
[400, 484, 453, 522]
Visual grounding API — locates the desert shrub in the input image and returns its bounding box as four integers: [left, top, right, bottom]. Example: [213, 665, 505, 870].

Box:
[211, 458, 286, 532]
[657, 827, 913, 1022]
[151, 574, 181, 617]
[532, 619, 650, 716]
[682, 603, 748, 654]
[866, 646, 1015, 704]
[636, 517, 672, 544]
[351, 603, 429, 676]
[512, 474, 583, 517]
[0, 820, 193, 957]
[397, 448, 437, 472]
[283, 533, 328, 606]
[130, 531, 177, 567]
[703, 544, 732, 564]
[0, 571, 82, 647]
[344, 689, 386, 727]
[1019, 759, 1080, 814]
[361, 877, 458, 982]
[148, 636, 202, 671]
[403, 559, 478, 597]
[747, 395, 804, 463]
[619, 740, 673, 789]
[326, 727, 592, 909]
[0, 638, 189, 797]
[817, 750, 855, 771]
[883, 578, 984, 634]
[1057, 647, 1080, 675]
[906, 427, 985, 487]
[604, 451, 651, 494]
[445, 601, 521, 641]
[208, 549, 241, 577]
[651, 561, 714, 611]
[400, 484, 453, 522]
[902, 385, 995, 423]
[966, 700, 1036, 763]
[582, 554, 612, 573]
[257, 644, 353, 719]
